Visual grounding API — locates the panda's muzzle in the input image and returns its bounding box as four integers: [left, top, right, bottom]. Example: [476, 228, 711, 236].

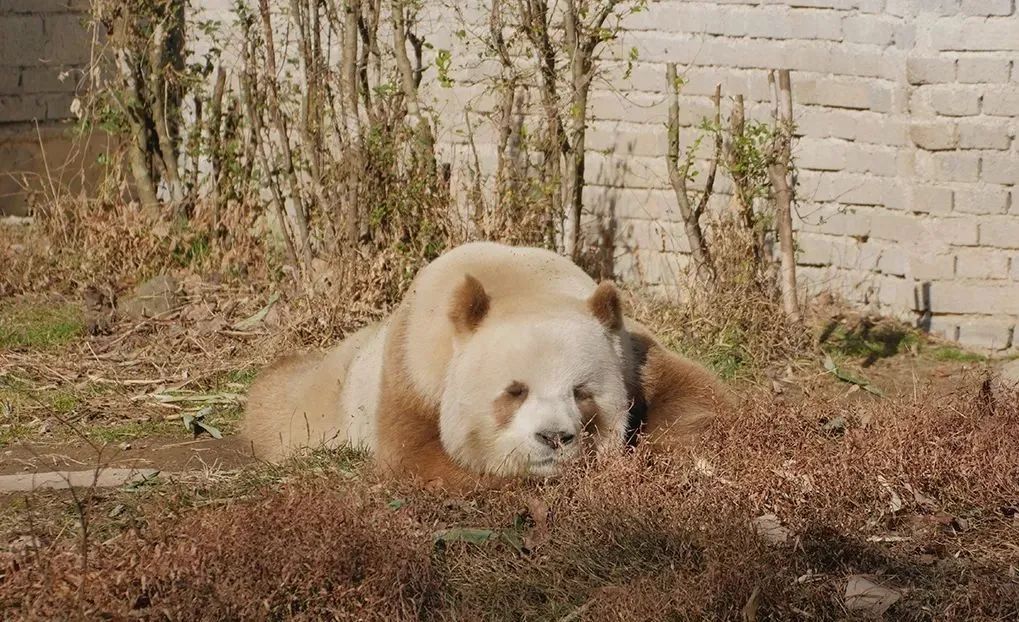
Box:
[535, 429, 576, 449]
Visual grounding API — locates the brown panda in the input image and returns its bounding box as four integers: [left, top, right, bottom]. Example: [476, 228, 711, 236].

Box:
[241, 242, 727, 488]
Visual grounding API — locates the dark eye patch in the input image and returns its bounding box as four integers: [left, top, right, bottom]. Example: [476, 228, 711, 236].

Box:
[505, 381, 528, 399]
[573, 385, 594, 401]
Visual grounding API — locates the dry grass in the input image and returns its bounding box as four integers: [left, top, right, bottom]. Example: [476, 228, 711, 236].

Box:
[3, 383, 1017, 620]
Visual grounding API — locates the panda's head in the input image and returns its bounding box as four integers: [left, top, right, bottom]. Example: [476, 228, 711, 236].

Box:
[438, 276, 630, 477]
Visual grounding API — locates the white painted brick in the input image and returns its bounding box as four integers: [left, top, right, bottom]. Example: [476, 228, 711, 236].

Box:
[584, 186, 678, 222]
[878, 246, 909, 276]
[927, 281, 1019, 314]
[926, 315, 959, 341]
[911, 253, 956, 280]
[917, 152, 981, 182]
[909, 121, 959, 151]
[979, 217, 1019, 248]
[933, 0, 963, 15]
[957, 318, 1014, 351]
[913, 186, 954, 214]
[983, 86, 1019, 116]
[843, 15, 897, 46]
[844, 146, 901, 177]
[956, 249, 1011, 278]
[931, 17, 1019, 52]
[871, 211, 924, 241]
[929, 86, 982, 116]
[924, 217, 980, 246]
[796, 77, 893, 112]
[853, 117, 910, 146]
[906, 56, 956, 85]
[961, 0, 1015, 16]
[957, 57, 1012, 83]
[796, 138, 847, 171]
[796, 203, 872, 236]
[801, 171, 905, 208]
[797, 232, 834, 265]
[955, 188, 1010, 215]
[981, 154, 1019, 185]
[958, 119, 1013, 150]
[1012, 254, 1019, 280]
[828, 48, 892, 79]
[767, 0, 855, 9]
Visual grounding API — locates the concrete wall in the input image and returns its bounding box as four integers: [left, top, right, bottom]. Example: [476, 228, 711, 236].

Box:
[0, 0, 94, 215]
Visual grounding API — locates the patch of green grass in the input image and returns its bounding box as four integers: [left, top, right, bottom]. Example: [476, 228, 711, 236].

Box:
[223, 367, 258, 388]
[0, 422, 32, 447]
[86, 419, 179, 444]
[665, 327, 753, 382]
[0, 302, 84, 350]
[821, 321, 920, 362]
[926, 345, 987, 363]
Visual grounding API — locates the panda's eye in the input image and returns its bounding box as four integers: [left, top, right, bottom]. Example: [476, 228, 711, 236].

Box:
[573, 385, 593, 401]
[505, 381, 528, 399]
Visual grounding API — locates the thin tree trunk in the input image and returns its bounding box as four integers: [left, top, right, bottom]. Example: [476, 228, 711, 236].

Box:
[768, 69, 801, 322]
[665, 63, 713, 280]
[257, 0, 313, 269]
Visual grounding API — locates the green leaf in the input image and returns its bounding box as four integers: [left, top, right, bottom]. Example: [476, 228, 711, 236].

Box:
[232, 292, 280, 331]
[823, 354, 884, 396]
[433, 528, 498, 545]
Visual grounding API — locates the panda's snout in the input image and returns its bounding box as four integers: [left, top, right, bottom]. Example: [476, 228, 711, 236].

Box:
[534, 429, 576, 449]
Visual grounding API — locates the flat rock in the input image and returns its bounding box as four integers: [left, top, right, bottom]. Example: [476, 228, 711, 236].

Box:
[0, 468, 160, 492]
[119, 275, 178, 319]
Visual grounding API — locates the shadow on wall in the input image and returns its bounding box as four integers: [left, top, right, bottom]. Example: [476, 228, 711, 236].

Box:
[578, 140, 633, 283]
[0, 1, 103, 216]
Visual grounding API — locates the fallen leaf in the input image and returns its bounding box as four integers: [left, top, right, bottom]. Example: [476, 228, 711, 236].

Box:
[877, 475, 904, 514]
[823, 354, 884, 396]
[523, 495, 551, 551]
[232, 292, 281, 331]
[742, 585, 761, 622]
[433, 527, 498, 546]
[753, 513, 790, 545]
[844, 575, 901, 615]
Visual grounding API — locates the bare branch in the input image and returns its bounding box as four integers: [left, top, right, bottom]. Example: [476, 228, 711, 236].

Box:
[665, 63, 712, 279]
[768, 69, 801, 321]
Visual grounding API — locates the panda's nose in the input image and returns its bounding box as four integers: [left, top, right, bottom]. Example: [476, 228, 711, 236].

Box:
[535, 429, 575, 448]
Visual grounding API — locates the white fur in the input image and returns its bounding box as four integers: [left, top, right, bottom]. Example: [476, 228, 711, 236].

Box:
[439, 315, 629, 477]
[337, 321, 388, 451]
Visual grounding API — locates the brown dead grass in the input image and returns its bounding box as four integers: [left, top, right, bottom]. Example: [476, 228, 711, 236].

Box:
[4, 384, 1018, 620]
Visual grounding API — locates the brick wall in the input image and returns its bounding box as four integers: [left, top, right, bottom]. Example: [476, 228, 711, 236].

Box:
[417, 0, 1019, 352]
[0, 0, 93, 216]
[9, 0, 1015, 352]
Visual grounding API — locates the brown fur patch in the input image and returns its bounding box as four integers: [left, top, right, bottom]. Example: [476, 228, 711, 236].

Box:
[625, 326, 729, 451]
[448, 274, 490, 333]
[587, 281, 623, 331]
[493, 387, 526, 428]
[374, 303, 504, 492]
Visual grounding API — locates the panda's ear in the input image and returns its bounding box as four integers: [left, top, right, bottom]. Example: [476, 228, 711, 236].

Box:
[449, 274, 490, 334]
[587, 280, 623, 331]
